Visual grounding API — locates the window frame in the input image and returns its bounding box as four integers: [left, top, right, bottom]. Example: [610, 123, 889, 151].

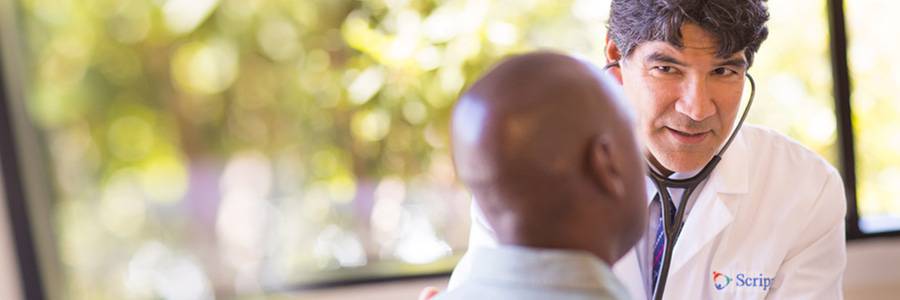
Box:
[827, 0, 900, 240]
[0, 0, 897, 297]
[0, 1, 49, 298]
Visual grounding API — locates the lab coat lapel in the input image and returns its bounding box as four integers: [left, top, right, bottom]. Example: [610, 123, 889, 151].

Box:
[668, 129, 749, 276]
[613, 248, 648, 300]
[667, 187, 733, 275]
[615, 180, 655, 300]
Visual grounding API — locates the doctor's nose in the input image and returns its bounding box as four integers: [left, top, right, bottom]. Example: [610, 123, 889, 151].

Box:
[674, 78, 717, 121]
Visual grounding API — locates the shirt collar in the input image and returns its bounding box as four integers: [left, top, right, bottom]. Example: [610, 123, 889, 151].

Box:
[466, 245, 629, 295]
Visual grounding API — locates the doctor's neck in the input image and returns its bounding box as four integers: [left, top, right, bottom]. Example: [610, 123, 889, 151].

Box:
[647, 154, 675, 178]
[647, 153, 714, 178]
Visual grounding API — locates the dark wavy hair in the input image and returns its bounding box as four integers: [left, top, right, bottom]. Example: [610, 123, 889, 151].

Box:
[607, 0, 770, 66]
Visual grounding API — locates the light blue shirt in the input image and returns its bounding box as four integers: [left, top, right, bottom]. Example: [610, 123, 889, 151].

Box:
[436, 245, 630, 300]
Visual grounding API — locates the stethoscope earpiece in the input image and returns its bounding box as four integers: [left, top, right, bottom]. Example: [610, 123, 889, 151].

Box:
[603, 61, 621, 70]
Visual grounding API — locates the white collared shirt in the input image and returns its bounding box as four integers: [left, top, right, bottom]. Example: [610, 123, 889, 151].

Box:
[436, 245, 630, 300]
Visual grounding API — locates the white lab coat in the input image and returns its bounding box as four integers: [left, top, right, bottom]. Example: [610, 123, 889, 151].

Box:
[448, 125, 847, 299]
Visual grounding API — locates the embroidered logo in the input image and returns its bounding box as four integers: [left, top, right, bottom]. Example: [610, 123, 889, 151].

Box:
[713, 271, 732, 290]
[713, 271, 775, 291]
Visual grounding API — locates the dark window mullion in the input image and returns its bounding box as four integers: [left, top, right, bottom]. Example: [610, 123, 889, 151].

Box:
[826, 0, 862, 239]
[0, 49, 47, 300]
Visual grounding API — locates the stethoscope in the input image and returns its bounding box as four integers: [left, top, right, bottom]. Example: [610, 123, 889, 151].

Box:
[604, 61, 756, 300]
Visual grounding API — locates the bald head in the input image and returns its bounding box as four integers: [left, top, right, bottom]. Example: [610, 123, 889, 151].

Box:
[451, 52, 647, 263]
[454, 53, 627, 184]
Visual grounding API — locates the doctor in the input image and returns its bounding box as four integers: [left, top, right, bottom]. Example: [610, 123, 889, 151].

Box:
[446, 0, 847, 299]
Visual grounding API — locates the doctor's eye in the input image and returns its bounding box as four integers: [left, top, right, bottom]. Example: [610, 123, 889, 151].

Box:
[712, 67, 738, 77]
[651, 66, 677, 74]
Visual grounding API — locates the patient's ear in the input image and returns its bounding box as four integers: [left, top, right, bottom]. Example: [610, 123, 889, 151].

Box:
[589, 134, 625, 199]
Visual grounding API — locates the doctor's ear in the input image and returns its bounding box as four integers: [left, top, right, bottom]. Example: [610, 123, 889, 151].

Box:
[589, 134, 625, 199]
[604, 37, 624, 85]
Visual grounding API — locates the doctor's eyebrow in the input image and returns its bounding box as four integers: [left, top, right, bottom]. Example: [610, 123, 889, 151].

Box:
[644, 52, 749, 70]
[644, 52, 685, 66]
[716, 58, 749, 69]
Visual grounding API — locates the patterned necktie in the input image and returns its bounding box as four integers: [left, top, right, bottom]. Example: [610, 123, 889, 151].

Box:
[651, 192, 677, 291]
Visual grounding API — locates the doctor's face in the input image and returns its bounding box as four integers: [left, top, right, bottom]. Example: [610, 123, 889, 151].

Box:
[609, 24, 748, 173]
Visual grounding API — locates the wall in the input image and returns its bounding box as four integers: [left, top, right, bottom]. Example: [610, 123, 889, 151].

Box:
[844, 238, 900, 299]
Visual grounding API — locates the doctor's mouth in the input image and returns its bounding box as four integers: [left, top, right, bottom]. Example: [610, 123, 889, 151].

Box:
[664, 126, 712, 144]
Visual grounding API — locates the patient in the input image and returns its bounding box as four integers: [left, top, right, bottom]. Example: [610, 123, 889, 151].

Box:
[434, 52, 647, 299]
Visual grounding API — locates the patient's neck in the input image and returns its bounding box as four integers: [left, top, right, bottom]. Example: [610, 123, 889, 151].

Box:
[492, 216, 616, 265]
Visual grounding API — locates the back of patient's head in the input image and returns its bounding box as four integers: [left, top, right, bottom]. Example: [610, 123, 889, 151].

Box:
[451, 52, 647, 264]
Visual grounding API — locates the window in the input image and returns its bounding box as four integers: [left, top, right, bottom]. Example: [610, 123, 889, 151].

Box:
[845, 0, 900, 234]
[748, 0, 838, 166]
[0, 0, 894, 299]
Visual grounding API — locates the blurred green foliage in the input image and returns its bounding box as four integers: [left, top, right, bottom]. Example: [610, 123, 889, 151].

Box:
[15, 0, 896, 299]
[17, 0, 616, 298]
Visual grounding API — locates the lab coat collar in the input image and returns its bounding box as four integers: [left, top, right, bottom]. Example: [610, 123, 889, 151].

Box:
[710, 127, 750, 195]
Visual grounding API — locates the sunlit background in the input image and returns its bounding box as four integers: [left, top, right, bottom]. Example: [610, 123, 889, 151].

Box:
[3, 0, 897, 299]
[845, 0, 900, 232]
